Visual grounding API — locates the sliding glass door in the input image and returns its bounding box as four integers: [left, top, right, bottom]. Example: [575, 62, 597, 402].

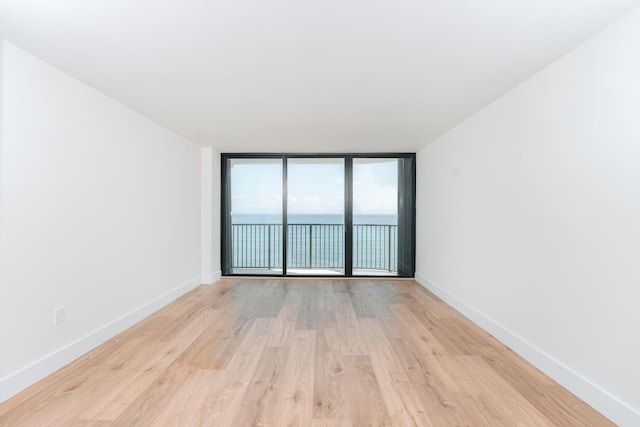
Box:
[222, 158, 283, 275]
[287, 158, 345, 275]
[352, 158, 398, 275]
[352, 157, 415, 276]
[221, 154, 415, 277]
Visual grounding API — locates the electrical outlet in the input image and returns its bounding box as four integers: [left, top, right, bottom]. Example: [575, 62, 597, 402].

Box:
[54, 306, 66, 325]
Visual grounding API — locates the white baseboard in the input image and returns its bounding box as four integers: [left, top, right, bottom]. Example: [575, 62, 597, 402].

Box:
[0, 276, 201, 404]
[414, 273, 640, 427]
[201, 270, 222, 285]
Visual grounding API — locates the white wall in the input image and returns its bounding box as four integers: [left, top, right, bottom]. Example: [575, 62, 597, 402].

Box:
[0, 41, 202, 401]
[416, 7, 640, 426]
[212, 150, 221, 277]
[200, 146, 221, 284]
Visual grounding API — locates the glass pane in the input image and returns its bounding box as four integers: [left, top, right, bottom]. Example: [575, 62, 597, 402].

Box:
[287, 158, 345, 275]
[353, 158, 399, 276]
[229, 159, 283, 275]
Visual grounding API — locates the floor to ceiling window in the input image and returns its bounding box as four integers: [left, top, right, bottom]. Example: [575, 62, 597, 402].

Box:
[224, 158, 283, 275]
[221, 154, 415, 277]
[287, 158, 345, 276]
[352, 158, 398, 276]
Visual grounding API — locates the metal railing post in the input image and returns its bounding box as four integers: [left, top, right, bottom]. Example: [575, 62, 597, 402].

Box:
[308, 225, 313, 269]
[388, 225, 392, 272]
[267, 225, 271, 270]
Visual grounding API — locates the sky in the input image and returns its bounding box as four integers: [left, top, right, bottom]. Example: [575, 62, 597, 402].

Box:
[230, 158, 398, 216]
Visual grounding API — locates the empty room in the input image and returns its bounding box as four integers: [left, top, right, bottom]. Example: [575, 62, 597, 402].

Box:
[1, 1, 639, 425]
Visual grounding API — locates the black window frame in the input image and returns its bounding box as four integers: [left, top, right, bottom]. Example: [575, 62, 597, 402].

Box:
[221, 153, 416, 278]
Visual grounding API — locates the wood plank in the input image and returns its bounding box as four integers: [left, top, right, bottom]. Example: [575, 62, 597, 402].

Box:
[334, 293, 368, 356]
[113, 364, 208, 426]
[232, 346, 289, 426]
[193, 318, 274, 425]
[174, 316, 254, 369]
[266, 289, 303, 347]
[150, 368, 220, 426]
[343, 355, 392, 427]
[312, 418, 353, 427]
[313, 318, 349, 420]
[359, 317, 434, 427]
[257, 330, 316, 426]
[296, 283, 320, 330]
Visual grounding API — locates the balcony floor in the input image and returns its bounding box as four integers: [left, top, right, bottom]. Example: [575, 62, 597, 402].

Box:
[232, 267, 398, 276]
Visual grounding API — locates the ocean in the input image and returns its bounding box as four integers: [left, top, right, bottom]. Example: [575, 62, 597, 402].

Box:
[232, 213, 397, 225]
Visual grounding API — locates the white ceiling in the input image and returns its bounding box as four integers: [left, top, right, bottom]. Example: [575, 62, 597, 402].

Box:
[1, 1, 639, 153]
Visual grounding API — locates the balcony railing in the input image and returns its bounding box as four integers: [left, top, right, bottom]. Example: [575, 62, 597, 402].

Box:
[232, 223, 398, 273]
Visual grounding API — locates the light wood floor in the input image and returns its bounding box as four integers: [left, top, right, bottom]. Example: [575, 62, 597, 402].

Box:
[0, 279, 612, 426]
